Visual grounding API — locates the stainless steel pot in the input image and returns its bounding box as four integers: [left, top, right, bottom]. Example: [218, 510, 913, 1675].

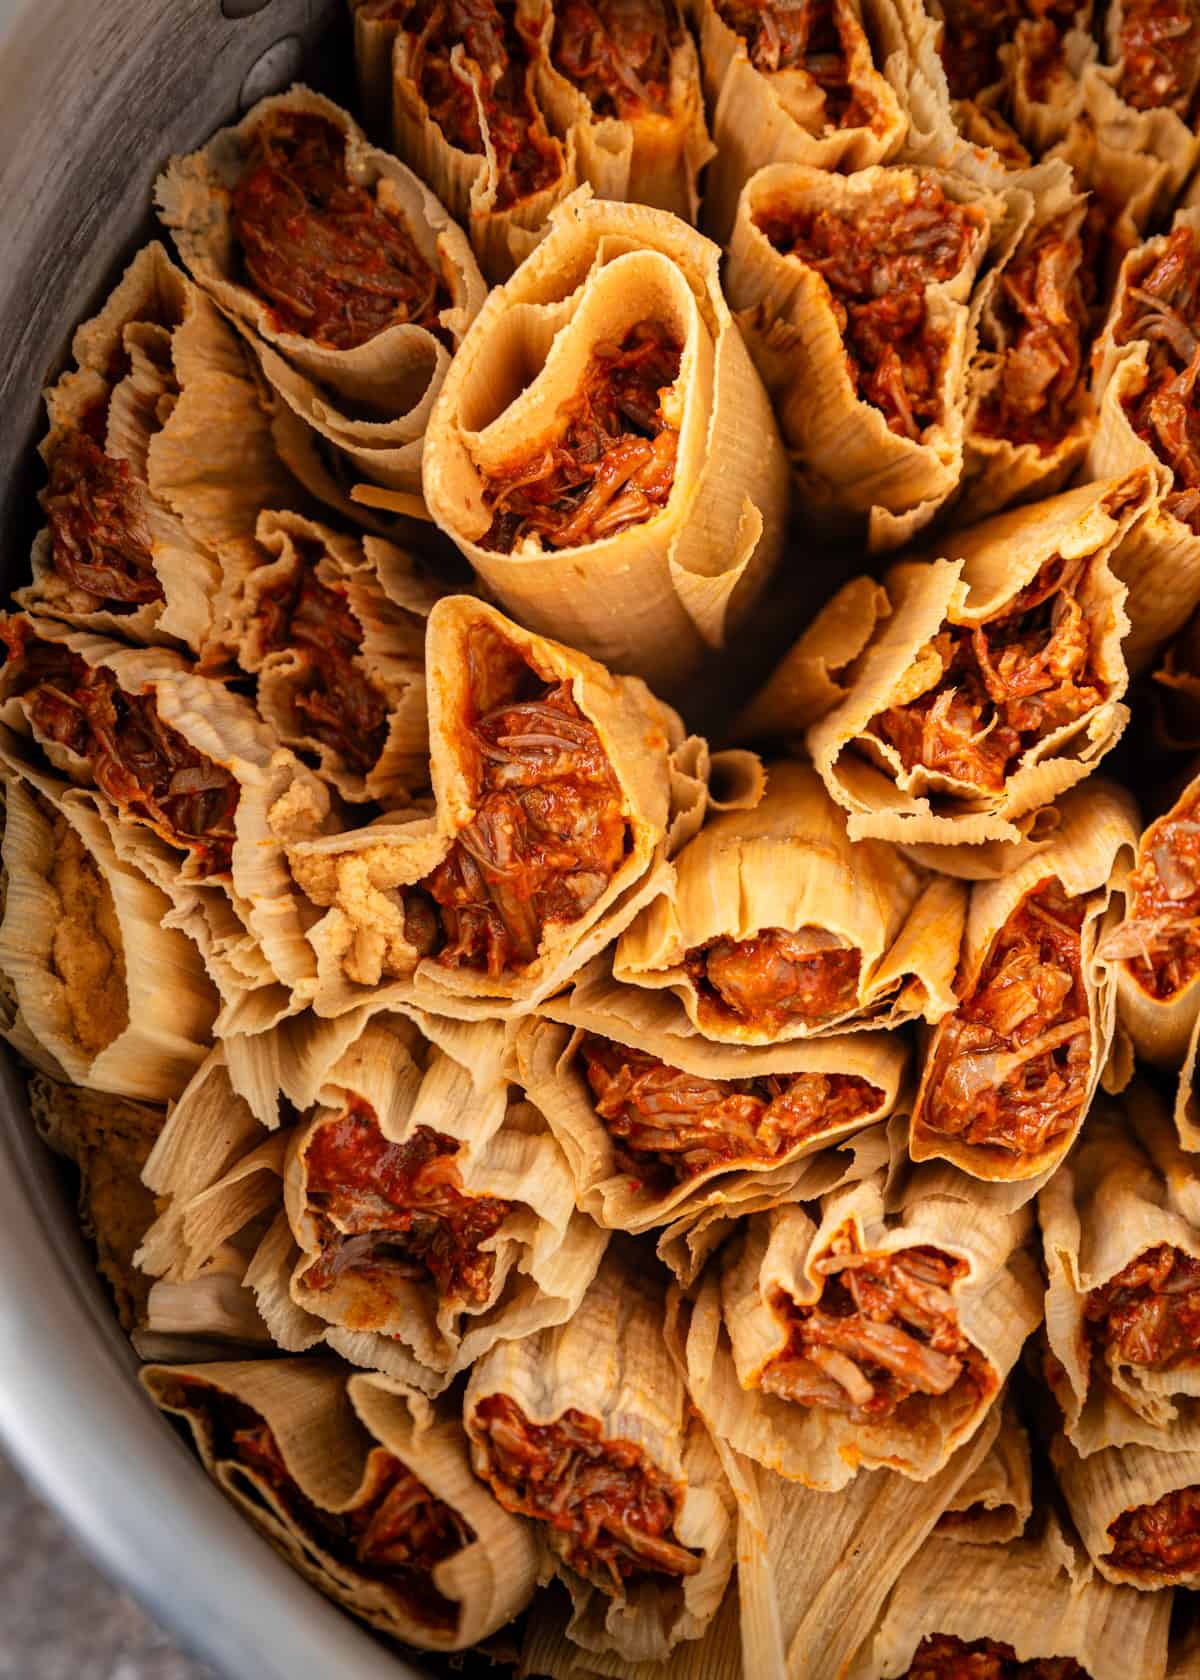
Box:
[0, 5, 429, 1674]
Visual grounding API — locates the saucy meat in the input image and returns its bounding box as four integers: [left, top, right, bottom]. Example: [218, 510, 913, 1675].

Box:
[713, 0, 870, 125]
[44, 432, 163, 611]
[903, 1633, 1091, 1680]
[761, 1226, 990, 1422]
[301, 1102, 514, 1305]
[257, 557, 389, 774]
[479, 319, 681, 552]
[683, 926, 862, 1033]
[0, 621, 238, 875]
[580, 1033, 882, 1186]
[471, 1393, 701, 1590]
[1105, 782, 1200, 999]
[417, 625, 629, 976]
[973, 214, 1090, 452]
[1085, 1243, 1200, 1371]
[920, 878, 1092, 1158]
[232, 110, 449, 350]
[1116, 0, 1200, 117]
[871, 555, 1106, 791]
[552, 0, 677, 119]
[1106, 1484, 1200, 1576]
[1113, 226, 1200, 533]
[170, 1379, 471, 1630]
[935, 0, 1078, 101]
[756, 180, 985, 441]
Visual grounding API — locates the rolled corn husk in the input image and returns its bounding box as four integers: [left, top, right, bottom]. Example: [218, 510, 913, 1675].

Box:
[1080, 13, 1200, 208]
[934, 1390, 1033, 1545]
[512, 953, 907, 1232]
[908, 780, 1138, 1193]
[853, 1511, 1171, 1680]
[807, 473, 1149, 852]
[725, 162, 1001, 550]
[1040, 1083, 1200, 1453]
[518, 1580, 742, 1680]
[692, 0, 908, 245]
[613, 759, 966, 1045]
[1052, 1418, 1200, 1590]
[277, 594, 731, 1020]
[155, 86, 485, 498]
[1153, 612, 1200, 753]
[420, 186, 789, 692]
[1007, 21, 1094, 155]
[464, 1244, 735, 1664]
[222, 507, 442, 804]
[141, 1357, 539, 1648]
[16, 240, 301, 653]
[28, 1073, 164, 1333]
[681, 1166, 1040, 1489]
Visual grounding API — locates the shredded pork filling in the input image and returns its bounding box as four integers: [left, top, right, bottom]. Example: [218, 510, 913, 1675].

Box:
[903, 1633, 1091, 1680]
[0, 622, 239, 875]
[934, 0, 1078, 101]
[171, 1380, 471, 1630]
[920, 878, 1092, 1158]
[552, 0, 677, 118]
[479, 319, 681, 553]
[412, 624, 630, 977]
[472, 1393, 702, 1590]
[682, 925, 863, 1033]
[1106, 1484, 1200, 1576]
[760, 1228, 989, 1422]
[1103, 784, 1200, 999]
[713, 0, 870, 123]
[257, 554, 389, 775]
[580, 1033, 882, 1186]
[1085, 1243, 1200, 1372]
[1117, 0, 1200, 116]
[232, 110, 450, 350]
[301, 1102, 514, 1306]
[44, 430, 163, 610]
[755, 179, 984, 441]
[870, 554, 1106, 791]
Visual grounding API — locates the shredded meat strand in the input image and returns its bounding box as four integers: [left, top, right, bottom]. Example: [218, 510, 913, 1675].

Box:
[1106, 1484, 1200, 1576]
[302, 1102, 513, 1305]
[473, 1394, 701, 1591]
[935, 0, 1078, 101]
[1117, 0, 1200, 117]
[920, 877, 1092, 1157]
[683, 925, 862, 1033]
[713, 0, 870, 124]
[232, 110, 449, 349]
[903, 1632, 1091, 1680]
[552, 0, 677, 118]
[479, 319, 681, 552]
[581, 1033, 881, 1187]
[44, 431, 163, 609]
[1085, 1243, 1200, 1372]
[756, 179, 984, 440]
[1105, 782, 1200, 999]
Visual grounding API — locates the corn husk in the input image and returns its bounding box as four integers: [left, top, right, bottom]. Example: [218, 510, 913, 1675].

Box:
[681, 1166, 1039, 1490]
[1079, 36, 1200, 210]
[519, 1581, 742, 1680]
[726, 162, 1002, 549]
[613, 759, 965, 1045]
[1046, 109, 1174, 307]
[807, 474, 1148, 852]
[422, 186, 788, 692]
[222, 507, 441, 804]
[1053, 1419, 1200, 1589]
[1007, 22, 1094, 155]
[141, 1357, 539, 1648]
[908, 780, 1138, 1193]
[512, 956, 907, 1232]
[1169, 1619, 1200, 1680]
[155, 85, 485, 494]
[464, 1244, 735, 1664]
[1041, 1083, 1200, 1454]
[277, 594, 725, 1020]
[854, 1512, 1171, 1680]
[1152, 612, 1200, 753]
[934, 1391, 1033, 1544]
[693, 0, 908, 245]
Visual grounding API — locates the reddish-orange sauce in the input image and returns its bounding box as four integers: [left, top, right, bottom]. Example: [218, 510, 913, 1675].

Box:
[919, 878, 1092, 1158]
[714, 0, 870, 124]
[1117, 0, 1200, 116]
[756, 180, 985, 441]
[479, 320, 681, 553]
[232, 110, 449, 350]
[174, 1379, 471, 1629]
[1113, 226, 1200, 532]
[44, 432, 162, 610]
[0, 620, 238, 875]
[302, 1101, 514, 1305]
[683, 926, 862, 1034]
[903, 1634, 1091, 1680]
[871, 555, 1106, 792]
[973, 214, 1090, 452]
[760, 1226, 991, 1422]
[472, 1393, 701, 1589]
[1085, 1243, 1200, 1371]
[1106, 1484, 1200, 1576]
[257, 554, 388, 775]
[580, 1034, 881, 1186]
[1109, 783, 1200, 999]
[935, 0, 1078, 101]
[552, 0, 677, 118]
[412, 624, 630, 977]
